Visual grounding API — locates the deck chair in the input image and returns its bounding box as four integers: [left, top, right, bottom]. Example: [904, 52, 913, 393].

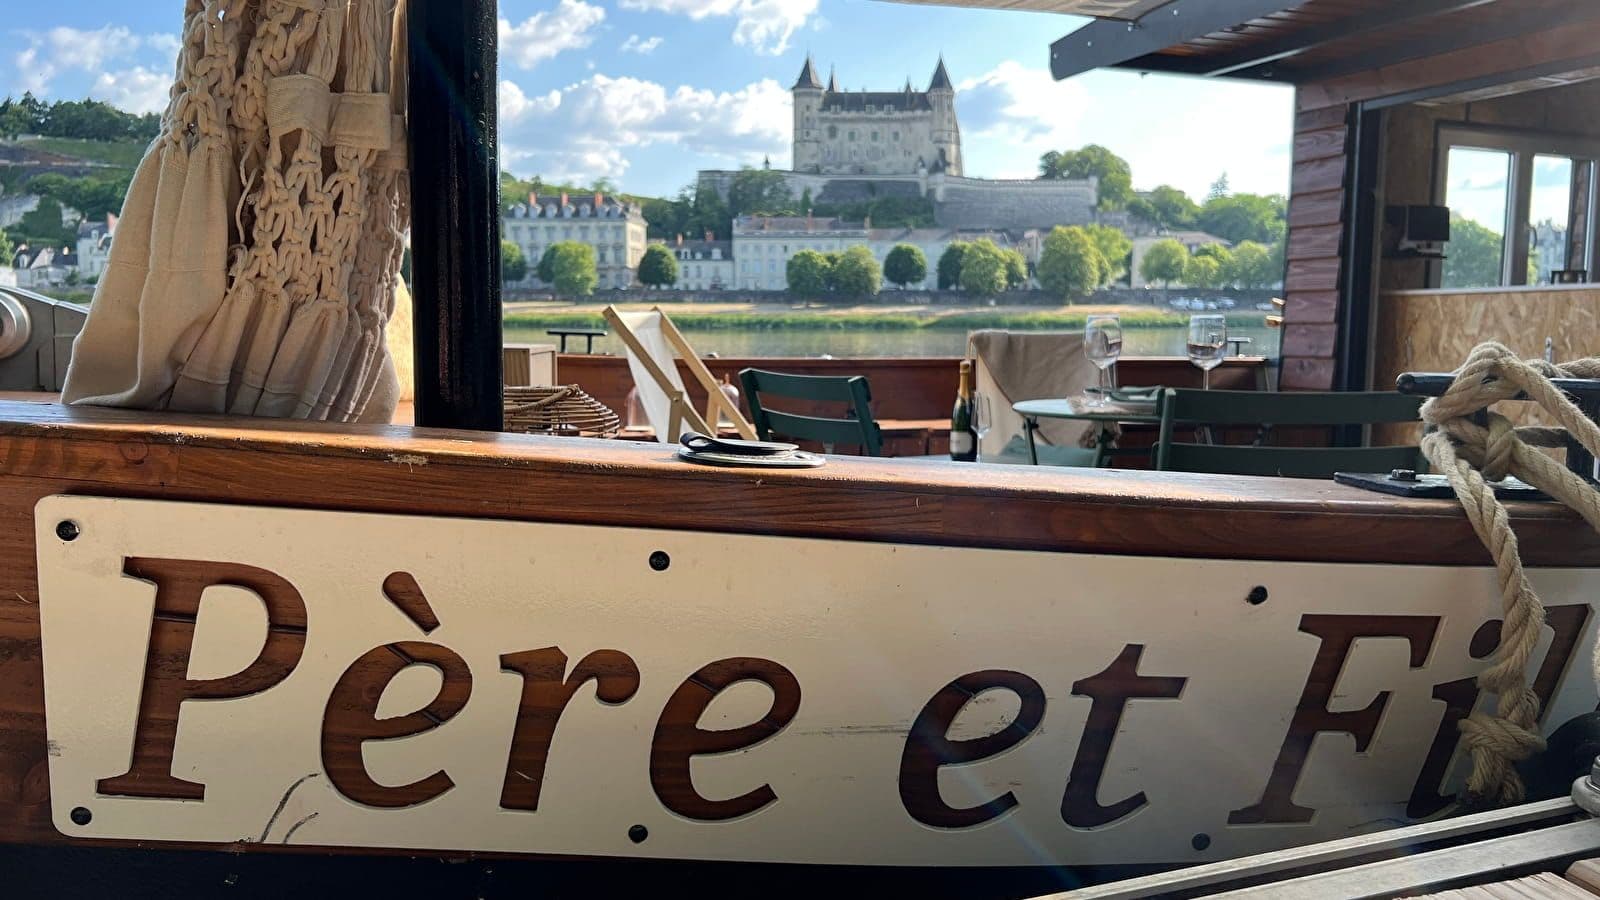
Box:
[968, 330, 1101, 467]
[604, 306, 756, 443]
[1155, 389, 1425, 478]
[739, 369, 883, 456]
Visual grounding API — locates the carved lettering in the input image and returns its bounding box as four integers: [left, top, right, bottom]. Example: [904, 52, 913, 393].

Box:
[900, 670, 1047, 829]
[322, 642, 473, 808]
[1410, 606, 1591, 817]
[499, 648, 640, 811]
[650, 657, 801, 822]
[99, 558, 308, 800]
[1228, 615, 1439, 825]
[1061, 645, 1187, 829]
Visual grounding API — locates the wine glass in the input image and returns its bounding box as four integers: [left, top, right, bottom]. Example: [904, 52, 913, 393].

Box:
[1187, 314, 1228, 390]
[1084, 315, 1123, 408]
[973, 393, 993, 461]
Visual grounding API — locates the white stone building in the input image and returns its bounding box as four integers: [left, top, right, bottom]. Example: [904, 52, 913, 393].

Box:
[792, 57, 963, 177]
[76, 213, 117, 279]
[503, 192, 648, 291]
[661, 236, 735, 292]
[734, 215, 1039, 291]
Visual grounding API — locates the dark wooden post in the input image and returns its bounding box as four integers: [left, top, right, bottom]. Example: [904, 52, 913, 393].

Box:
[408, 0, 503, 431]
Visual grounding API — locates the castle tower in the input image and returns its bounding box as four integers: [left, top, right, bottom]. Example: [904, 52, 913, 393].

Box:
[927, 57, 963, 176]
[792, 56, 825, 174]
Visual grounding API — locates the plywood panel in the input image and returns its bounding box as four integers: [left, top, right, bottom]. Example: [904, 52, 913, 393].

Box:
[1373, 287, 1600, 439]
[1280, 356, 1338, 391]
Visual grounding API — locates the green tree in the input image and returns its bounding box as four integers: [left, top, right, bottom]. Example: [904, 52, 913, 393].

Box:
[0, 228, 13, 269]
[549, 242, 597, 296]
[1004, 249, 1028, 289]
[1442, 215, 1506, 289]
[799, 187, 813, 216]
[10, 197, 73, 247]
[883, 243, 928, 288]
[937, 241, 969, 290]
[536, 245, 558, 284]
[1039, 144, 1134, 211]
[1083, 224, 1132, 286]
[787, 249, 832, 298]
[1037, 226, 1105, 299]
[831, 245, 882, 297]
[1207, 172, 1232, 202]
[959, 239, 1009, 297]
[728, 167, 796, 218]
[1141, 238, 1190, 288]
[1198, 193, 1287, 245]
[1226, 241, 1277, 289]
[638, 244, 678, 288]
[1138, 185, 1199, 229]
[1185, 254, 1224, 289]
[500, 240, 528, 285]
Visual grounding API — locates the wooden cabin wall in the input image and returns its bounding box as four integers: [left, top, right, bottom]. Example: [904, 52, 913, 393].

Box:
[1284, 19, 1600, 391]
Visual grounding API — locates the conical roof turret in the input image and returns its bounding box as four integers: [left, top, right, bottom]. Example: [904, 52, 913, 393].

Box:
[828, 67, 838, 92]
[793, 56, 823, 90]
[929, 56, 953, 91]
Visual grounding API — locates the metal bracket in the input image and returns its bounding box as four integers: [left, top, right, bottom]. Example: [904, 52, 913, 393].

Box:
[1335, 471, 1550, 501]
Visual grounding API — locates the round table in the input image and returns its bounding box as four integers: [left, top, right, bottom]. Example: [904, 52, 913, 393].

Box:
[1013, 397, 1163, 466]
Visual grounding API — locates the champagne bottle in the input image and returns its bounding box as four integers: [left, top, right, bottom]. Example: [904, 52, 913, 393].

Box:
[950, 360, 978, 462]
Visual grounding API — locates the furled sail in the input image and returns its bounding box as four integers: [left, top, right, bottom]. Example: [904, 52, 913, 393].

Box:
[63, 0, 410, 423]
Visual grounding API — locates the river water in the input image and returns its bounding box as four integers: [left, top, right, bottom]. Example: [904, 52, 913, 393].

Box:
[504, 324, 1282, 359]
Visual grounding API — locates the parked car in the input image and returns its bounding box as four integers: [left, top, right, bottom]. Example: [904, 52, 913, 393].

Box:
[1216, 298, 1237, 309]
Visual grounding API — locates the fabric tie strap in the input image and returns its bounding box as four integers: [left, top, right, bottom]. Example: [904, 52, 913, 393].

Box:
[266, 74, 396, 153]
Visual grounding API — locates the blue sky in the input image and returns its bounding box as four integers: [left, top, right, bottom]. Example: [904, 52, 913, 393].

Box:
[6, 0, 1296, 202]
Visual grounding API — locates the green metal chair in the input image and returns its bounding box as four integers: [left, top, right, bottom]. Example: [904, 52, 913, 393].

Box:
[739, 368, 884, 457]
[1155, 389, 1425, 478]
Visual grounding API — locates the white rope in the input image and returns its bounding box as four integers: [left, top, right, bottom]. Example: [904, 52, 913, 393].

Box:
[1421, 342, 1600, 807]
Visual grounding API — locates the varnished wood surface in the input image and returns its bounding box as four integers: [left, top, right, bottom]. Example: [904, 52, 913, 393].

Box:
[0, 400, 1594, 565]
[1, 400, 1599, 857]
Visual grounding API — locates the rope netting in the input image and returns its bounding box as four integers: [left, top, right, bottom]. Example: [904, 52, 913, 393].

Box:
[1421, 342, 1600, 807]
[63, 0, 409, 423]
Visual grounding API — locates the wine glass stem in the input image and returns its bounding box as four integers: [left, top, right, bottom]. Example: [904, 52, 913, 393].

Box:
[1203, 369, 1211, 391]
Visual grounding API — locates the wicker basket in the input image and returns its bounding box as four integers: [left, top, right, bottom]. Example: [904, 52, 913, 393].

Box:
[504, 386, 621, 439]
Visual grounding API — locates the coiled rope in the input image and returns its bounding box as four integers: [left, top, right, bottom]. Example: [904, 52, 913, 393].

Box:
[1421, 342, 1600, 807]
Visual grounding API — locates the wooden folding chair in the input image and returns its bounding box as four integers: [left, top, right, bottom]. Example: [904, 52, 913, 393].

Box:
[603, 306, 756, 443]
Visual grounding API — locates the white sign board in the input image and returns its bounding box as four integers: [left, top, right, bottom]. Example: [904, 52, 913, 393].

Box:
[34, 496, 1600, 867]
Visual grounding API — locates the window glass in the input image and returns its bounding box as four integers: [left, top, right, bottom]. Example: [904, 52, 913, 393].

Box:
[1531, 155, 1575, 284]
[1442, 147, 1511, 289]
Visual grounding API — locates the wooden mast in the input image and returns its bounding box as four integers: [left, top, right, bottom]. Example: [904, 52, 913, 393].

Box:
[407, 0, 504, 431]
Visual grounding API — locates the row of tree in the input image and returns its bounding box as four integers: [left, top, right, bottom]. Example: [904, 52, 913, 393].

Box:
[0, 94, 160, 143]
[1138, 238, 1281, 290]
[1038, 145, 1288, 247]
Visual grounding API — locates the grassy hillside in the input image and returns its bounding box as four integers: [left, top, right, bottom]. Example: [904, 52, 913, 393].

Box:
[15, 136, 148, 170]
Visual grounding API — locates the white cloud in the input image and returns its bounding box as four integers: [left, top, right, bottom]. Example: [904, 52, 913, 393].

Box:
[499, 74, 791, 185]
[13, 26, 177, 97]
[90, 66, 171, 116]
[618, 0, 817, 55]
[955, 61, 1089, 179]
[499, 0, 606, 70]
[956, 63, 1293, 199]
[621, 35, 664, 55]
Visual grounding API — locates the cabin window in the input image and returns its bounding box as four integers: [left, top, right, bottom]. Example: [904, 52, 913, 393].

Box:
[1436, 125, 1599, 288]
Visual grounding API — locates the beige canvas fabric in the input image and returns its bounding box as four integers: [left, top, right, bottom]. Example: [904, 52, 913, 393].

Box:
[63, 0, 411, 424]
[968, 330, 1101, 458]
